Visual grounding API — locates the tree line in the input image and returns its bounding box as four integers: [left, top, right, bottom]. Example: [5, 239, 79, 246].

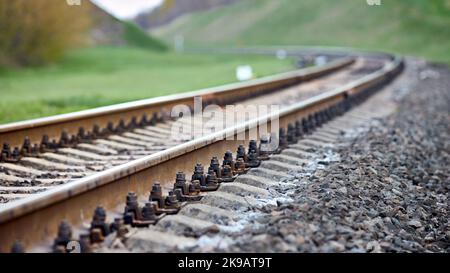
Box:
[0, 0, 92, 66]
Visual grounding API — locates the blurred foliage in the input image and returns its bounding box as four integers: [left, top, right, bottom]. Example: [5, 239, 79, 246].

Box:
[0, 0, 92, 66]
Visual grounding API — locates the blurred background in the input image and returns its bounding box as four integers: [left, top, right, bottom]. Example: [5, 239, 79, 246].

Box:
[0, 0, 449, 124]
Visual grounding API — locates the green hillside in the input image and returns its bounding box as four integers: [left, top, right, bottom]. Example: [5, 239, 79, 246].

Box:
[153, 0, 450, 63]
[89, 1, 169, 52]
[116, 20, 168, 51]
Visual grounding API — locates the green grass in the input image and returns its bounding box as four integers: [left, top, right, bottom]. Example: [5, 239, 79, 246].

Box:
[122, 21, 168, 51]
[0, 46, 294, 124]
[154, 0, 450, 64]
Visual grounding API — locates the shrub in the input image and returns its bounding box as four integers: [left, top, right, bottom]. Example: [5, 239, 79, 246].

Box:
[0, 0, 92, 66]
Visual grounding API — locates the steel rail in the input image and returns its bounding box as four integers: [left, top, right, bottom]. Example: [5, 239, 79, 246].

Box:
[0, 58, 354, 148]
[0, 55, 403, 251]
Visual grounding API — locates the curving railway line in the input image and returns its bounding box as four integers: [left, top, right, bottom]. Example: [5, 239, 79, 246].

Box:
[0, 50, 403, 252]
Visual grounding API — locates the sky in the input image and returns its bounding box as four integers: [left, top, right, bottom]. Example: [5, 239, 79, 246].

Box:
[92, 0, 164, 19]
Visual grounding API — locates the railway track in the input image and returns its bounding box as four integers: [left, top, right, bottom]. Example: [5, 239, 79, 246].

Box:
[113, 79, 405, 253]
[0, 51, 403, 252]
[0, 58, 380, 204]
[0, 58, 356, 202]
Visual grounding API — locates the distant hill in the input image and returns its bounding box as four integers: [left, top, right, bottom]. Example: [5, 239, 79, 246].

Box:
[149, 0, 450, 63]
[135, 0, 236, 29]
[89, 1, 167, 51]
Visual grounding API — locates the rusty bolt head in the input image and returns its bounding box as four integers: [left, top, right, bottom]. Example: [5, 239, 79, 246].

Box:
[93, 206, 107, 221]
[206, 170, 218, 183]
[60, 131, 69, 142]
[222, 165, 232, 177]
[247, 149, 261, 167]
[151, 112, 158, 124]
[288, 123, 295, 131]
[236, 144, 247, 160]
[57, 220, 72, 240]
[110, 218, 128, 238]
[248, 140, 258, 154]
[287, 123, 297, 144]
[165, 191, 179, 206]
[111, 217, 125, 231]
[210, 157, 220, 166]
[126, 192, 138, 206]
[139, 114, 148, 126]
[53, 220, 73, 250]
[107, 122, 115, 132]
[41, 135, 49, 145]
[189, 180, 201, 193]
[295, 120, 302, 137]
[92, 124, 101, 136]
[22, 137, 31, 152]
[129, 117, 137, 128]
[78, 233, 92, 253]
[32, 144, 39, 154]
[50, 139, 58, 149]
[2, 143, 11, 156]
[151, 182, 162, 195]
[78, 127, 86, 138]
[69, 135, 78, 144]
[224, 150, 233, 160]
[141, 202, 157, 221]
[235, 158, 246, 170]
[12, 147, 20, 159]
[176, 172, 186, 183]
[314, 112, 321, 126]
[194, 163, 204, 174]
[260, 135, 269, 144]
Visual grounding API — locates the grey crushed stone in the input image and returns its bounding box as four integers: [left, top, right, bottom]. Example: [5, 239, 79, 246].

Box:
[188, 61, 450, 253]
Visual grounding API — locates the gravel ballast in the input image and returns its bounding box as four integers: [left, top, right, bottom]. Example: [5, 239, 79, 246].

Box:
[114, 59, 449, 254]
[190, 60, 450, 253]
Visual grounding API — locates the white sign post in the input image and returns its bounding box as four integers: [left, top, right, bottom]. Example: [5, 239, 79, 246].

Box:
[236, 65, 254, 81]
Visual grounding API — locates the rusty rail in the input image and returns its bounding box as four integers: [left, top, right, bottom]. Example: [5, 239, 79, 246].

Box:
[0, 58, 354, 148]
[0, 55, 403, 252]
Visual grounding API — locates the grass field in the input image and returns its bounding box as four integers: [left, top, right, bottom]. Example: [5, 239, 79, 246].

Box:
[0, 46, 294, 124]
[154, 0, 450, 64]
